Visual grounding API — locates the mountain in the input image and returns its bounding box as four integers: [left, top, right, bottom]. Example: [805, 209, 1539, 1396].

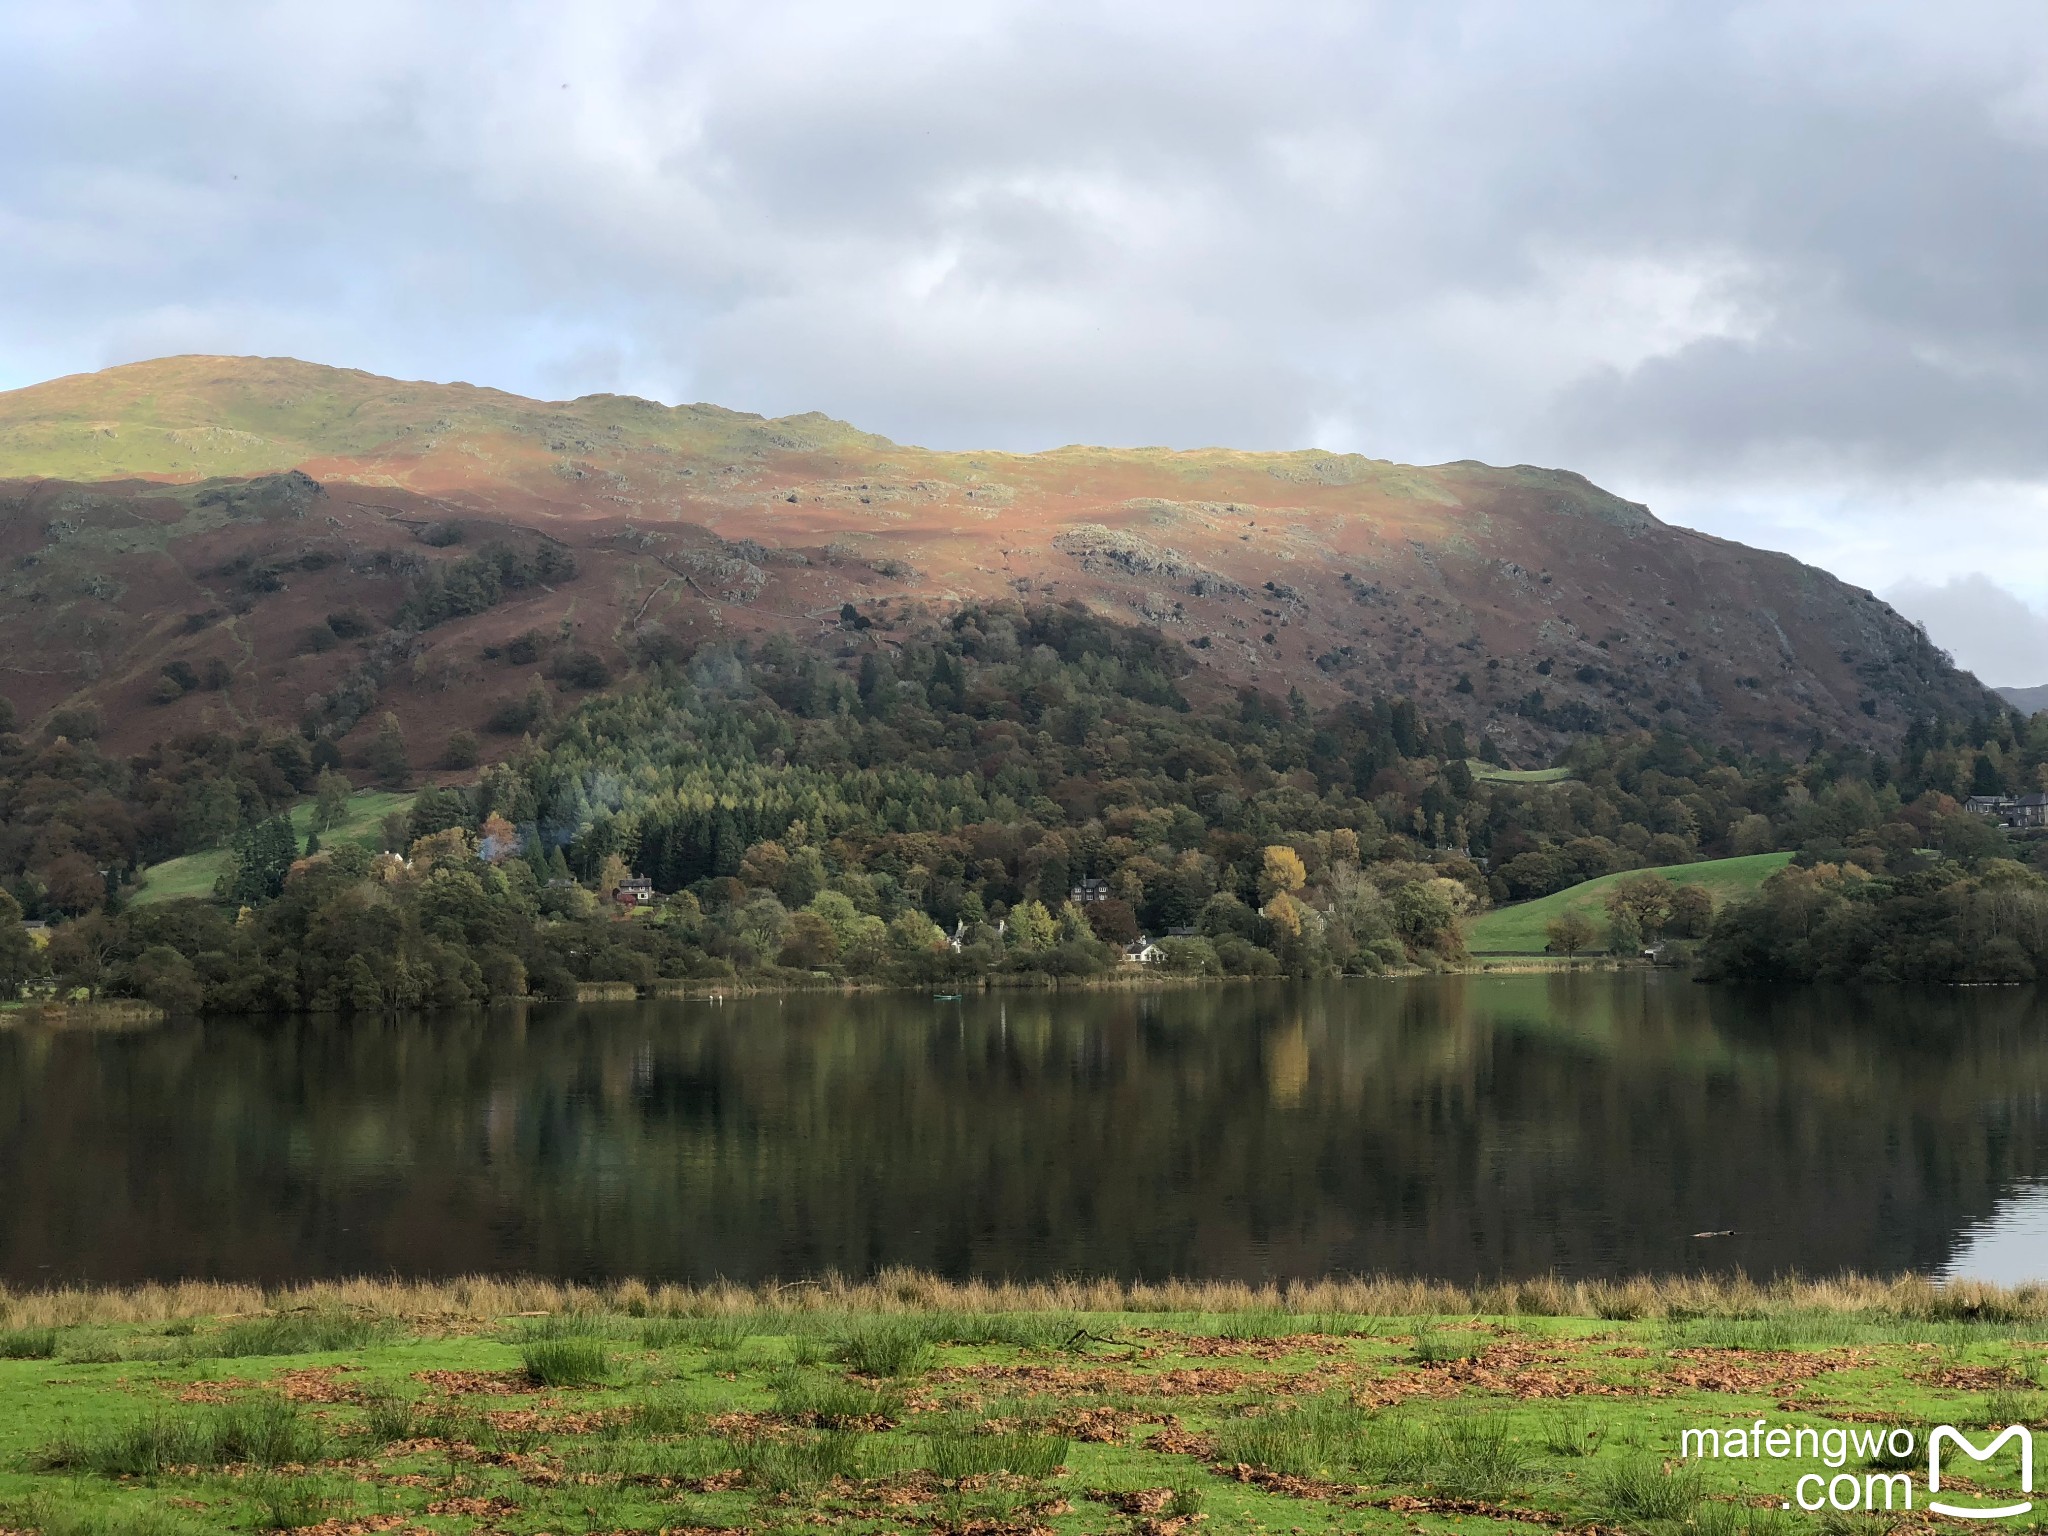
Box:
[0, 355, 2004, 764]
[1998, 685, 2048, 717]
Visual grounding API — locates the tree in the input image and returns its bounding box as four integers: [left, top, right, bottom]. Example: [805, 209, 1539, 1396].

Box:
[130, 945, 204, 1013]
[1666, 884, 1715, 938]
[778, 911, 840, 969]
[1605, 874, 1674, 940]
[1607, 908, 1643, 957]
[1008, 899, 1056, 952]
[408, 827, 476, 874]
[1261, 889, 1308, 939]
[39, 851, 107, 915]
[1084, 897, 1140, 945]
[1730, 813, 1776, 855]
[1545, 909, 1597, 960]
[220, 816, 298, 905]
[312, 768, 352, 834]
[1259, 845, 1308, 900]
[776, 846, 827, 909]
[0, 891, 39, 995]
[1325, 867, 1403, 974]
[46, 915, 116, 999]
[596, 851, 632, 899]
[441, 729, 480, 769]
[1392, 877, 1469, 956]
[367, 712, 409, 786]
[737, 840, 790, 892]
[1157, 935, 1220, 975]
[478, 812, 520, 864]
[887, 909, 947, 956]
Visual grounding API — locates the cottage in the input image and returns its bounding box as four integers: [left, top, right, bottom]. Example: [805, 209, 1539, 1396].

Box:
[2011, 792, 2048, 830]
[613, 876, 655, 907]
[1965, 795, 2014, 819]
[1122, 938, 1165, 965]
[1070, 878, 1111, 905]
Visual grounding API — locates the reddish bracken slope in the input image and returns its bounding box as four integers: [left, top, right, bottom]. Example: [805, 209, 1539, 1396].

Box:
[0, 355, 1997, 764]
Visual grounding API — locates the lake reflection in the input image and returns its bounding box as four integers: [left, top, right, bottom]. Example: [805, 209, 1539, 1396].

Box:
[3, 975, 2047, 1285]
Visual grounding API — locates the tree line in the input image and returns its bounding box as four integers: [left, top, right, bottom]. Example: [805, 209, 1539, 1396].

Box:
[1, 600, 2044, 1008]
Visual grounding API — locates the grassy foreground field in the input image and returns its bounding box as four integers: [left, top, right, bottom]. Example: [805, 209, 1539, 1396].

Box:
[131, 791, 416, 906]
[2, 1271, 2044, 1535]
[1467, 852, 1796, 955]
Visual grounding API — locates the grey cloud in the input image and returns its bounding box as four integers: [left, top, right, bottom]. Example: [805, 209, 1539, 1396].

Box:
[3, 0, 2048, 675]
[1886, 575, 2048, 688]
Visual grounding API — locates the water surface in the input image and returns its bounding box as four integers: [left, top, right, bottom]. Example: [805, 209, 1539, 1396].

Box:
[3, 975, 2045, 1285]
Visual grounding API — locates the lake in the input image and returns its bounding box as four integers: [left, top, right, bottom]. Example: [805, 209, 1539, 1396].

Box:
[3, 974, 2046, 1286]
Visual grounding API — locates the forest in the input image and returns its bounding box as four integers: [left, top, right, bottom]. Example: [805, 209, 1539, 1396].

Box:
[2, 601, 2045, 1010]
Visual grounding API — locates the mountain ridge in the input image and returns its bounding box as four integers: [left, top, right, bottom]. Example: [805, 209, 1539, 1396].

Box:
[1999, 684, 2048, 717]
[0, 355, 2006, 768]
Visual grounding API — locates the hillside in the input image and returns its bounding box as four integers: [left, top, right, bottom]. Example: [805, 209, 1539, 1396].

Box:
[0, 355, 2003, 769]
[1465, 852, 1796, 955]
[1999, 684, 2048, 716]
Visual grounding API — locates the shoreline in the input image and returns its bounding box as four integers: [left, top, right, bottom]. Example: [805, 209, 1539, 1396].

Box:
[0, 1267, 2028, 1327]
[3, 961, 1661, 1025]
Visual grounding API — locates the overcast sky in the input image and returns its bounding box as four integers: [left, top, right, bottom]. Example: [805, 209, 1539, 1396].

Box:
[4, 1, 2048, 681]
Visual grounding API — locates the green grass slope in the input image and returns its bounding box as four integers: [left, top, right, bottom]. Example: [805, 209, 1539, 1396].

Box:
[131, 790, 415, 906]
[1467, 851, 1794, 954]
[1466, 761, 1573, 784]
[0, 355, 890, 482]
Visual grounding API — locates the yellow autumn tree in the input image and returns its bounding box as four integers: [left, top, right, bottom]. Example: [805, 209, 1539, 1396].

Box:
[1259, 845, 1308, 901]
[1261, 889, 1308, 938]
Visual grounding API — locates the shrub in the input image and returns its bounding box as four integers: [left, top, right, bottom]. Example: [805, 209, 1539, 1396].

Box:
[36, 1396, 325, 1476]
[1415, 1414, 1529, 1501]
[771, 1370, 904, 1427]
[357, 1389, 425, 1445]
[1410, 1325, 1488, 1364]
[325, 607, 376, 639]
[739, 1429, 867, 1493]
[836, 1319, 936, 1377]
[925, 1430, 1068, 1480]
[190, 1311, 386, 1359]
[209, 1396, 330, 1467]
[1211, 1397, 1379, 1478]
[1596, 1455, 1705, 1522]
[522, 1338, 613, 1387]
[0, 1327, 58, 1359]
[555, 650, 612, 689]
[252, 1473, 339, 1531]
[441, 728, 480, 769]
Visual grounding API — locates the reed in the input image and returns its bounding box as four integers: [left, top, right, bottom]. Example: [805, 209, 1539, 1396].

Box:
[2, 1266, 2042, 1329]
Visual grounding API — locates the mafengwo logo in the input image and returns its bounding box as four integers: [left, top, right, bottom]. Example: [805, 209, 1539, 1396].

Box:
[1929, 1425, 2033, 1520]
[1679, 1421, 2032, 1517]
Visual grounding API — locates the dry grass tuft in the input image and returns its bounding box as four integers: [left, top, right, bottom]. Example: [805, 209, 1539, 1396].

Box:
[3, 1267, 2044, 1330]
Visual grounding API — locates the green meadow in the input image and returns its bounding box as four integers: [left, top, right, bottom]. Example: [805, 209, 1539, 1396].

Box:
[1464, 762, 1575, 785]
[131, 791, 416, 906]
[1467, 851, 1795, 956]
[0, 1272, 2041, 1535]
